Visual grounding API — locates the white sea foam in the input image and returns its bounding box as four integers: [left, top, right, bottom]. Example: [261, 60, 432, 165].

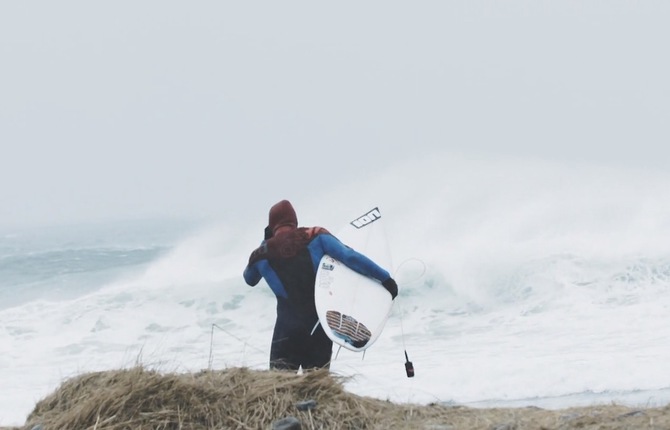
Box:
[2, 154, 670, 426]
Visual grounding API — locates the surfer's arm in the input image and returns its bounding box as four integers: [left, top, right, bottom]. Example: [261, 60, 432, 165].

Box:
[317, 234, 391, 282]
[244, 243, 269, 286]
[243, 264, 262, 286]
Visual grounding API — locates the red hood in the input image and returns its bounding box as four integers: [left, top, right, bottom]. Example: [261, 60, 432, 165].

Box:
[269, 200, 298, 234]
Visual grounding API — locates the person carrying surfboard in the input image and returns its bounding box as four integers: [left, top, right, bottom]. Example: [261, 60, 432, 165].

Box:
[243, 199, 398, 371]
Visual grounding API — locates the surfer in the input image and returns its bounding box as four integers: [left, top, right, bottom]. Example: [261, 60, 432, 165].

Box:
[243, 199, 398, 371]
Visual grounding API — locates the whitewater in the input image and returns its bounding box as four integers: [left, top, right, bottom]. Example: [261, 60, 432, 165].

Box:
[2, 154, 670, 426]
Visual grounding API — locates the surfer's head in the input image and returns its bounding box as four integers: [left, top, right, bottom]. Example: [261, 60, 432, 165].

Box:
[269, 200, 298, 234]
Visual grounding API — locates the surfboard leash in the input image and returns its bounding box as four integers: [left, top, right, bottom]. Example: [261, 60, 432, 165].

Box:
[395, 277, 415, 378]
[393, 292, 416, 387]
[398, 306, 415, 378]
[393, 258, 425, 378]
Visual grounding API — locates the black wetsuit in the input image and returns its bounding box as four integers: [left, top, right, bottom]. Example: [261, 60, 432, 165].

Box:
[243, 226, 390, 370]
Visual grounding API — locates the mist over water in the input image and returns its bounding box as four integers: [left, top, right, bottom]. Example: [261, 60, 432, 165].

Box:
[3, 154, 670, 426]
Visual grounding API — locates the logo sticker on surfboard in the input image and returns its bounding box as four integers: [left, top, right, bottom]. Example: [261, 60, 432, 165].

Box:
[350, 207, 381, 229]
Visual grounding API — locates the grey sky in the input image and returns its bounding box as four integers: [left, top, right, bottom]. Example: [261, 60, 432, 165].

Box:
[1, 1, 669, 229]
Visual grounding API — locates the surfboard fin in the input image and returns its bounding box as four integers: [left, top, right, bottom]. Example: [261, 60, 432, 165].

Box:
[310, 320, 320, 336]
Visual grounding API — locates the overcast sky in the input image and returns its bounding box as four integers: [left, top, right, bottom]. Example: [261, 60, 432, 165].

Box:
[1, 1, 669, 229]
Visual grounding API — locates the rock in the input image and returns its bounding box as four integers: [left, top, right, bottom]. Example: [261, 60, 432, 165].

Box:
[272, 416, 302, 430]
[296, 399, 317, 411]
[559, 413, 582, 422]
[619, 410, 646, 418]
[492, 424, 515, 430]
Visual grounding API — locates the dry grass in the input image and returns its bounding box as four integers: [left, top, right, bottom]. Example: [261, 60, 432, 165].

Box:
[6, 366, 670, 429]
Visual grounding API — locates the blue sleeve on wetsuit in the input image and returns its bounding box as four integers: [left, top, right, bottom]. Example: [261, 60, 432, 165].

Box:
[244, 260, 289, 298]
[312, 233, 390, 282]
[243, 264, 262, 286]
[243, 240, 267, 286]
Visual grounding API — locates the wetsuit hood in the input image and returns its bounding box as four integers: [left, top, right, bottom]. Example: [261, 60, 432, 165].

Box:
[269, 200, 298, 234]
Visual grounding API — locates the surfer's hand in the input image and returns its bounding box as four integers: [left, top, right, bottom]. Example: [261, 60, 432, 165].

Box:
[382, 278, 398, 299]
[264, 226, 273, 240]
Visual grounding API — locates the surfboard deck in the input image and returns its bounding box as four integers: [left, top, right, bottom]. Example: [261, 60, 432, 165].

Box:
[314, 207, 393, 352]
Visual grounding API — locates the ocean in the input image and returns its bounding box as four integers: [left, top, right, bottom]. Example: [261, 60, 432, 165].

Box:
[2, 155, 670, 426]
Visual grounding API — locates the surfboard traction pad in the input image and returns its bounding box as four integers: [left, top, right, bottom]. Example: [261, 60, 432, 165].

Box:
[325, 310, 372, 348]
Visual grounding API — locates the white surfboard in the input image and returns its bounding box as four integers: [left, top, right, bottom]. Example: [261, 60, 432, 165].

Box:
[314, 207, 394, 352]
